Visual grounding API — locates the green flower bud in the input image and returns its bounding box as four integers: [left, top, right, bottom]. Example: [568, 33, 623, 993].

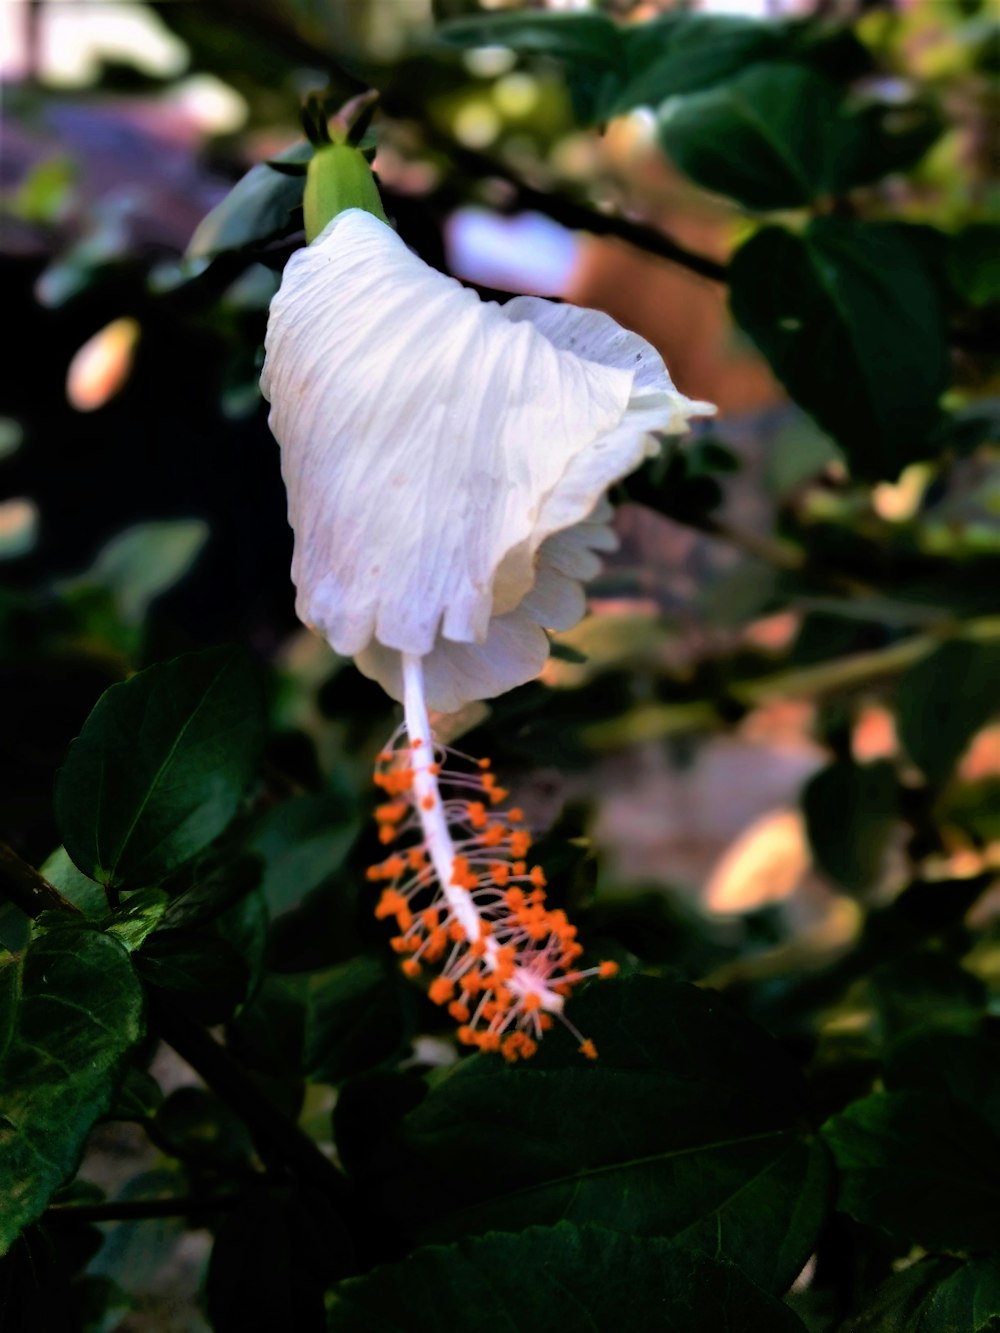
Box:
[303, 142, 388, 243]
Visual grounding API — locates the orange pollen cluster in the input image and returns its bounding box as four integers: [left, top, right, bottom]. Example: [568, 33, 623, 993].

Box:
[369, 732, 618, 1062]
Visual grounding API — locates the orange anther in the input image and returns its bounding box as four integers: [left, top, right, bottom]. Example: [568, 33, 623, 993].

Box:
[507, 807, 524, 823]
[401, 959, 421, 978]
[488, 787, 509, 805]
[512, 861, 527, 876]
[428, 977, 454, 1005]
[389, 936, 412, 954]
[467, 801, 488, 830]
[477, 757, 491, 770]
[599, 960, 619, 979]
[482, 824, 506, 847]
[522, 993, 542, 1012]
[378, 825, 396, 844]
[510, 831, 532, 858]
[580, 1039, 598, 1060]
[490, 861, 510, 886]
[420, 795, 435, 811]
[448, 1000, 470, 1023]
[456, 1025, 477, 1046]
[529, 865, 547, 889]
[449, 921, 466, 943]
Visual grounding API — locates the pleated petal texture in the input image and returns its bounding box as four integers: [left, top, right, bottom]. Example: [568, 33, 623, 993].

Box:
[262, 209, 715, 710]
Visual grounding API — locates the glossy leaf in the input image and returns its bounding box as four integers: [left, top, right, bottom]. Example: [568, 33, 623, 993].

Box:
[134, 928, 249, 1024]
[187, 141, 312, 260]
[329, 1223, 806, 1332]
[658, 64, 843, 209]
[303, 956, 413, 1085]
[730, 220, 948, 479]
[895, 640, 1000, 784]
[0, 927, 144, 1253]
[802, 758, 898, 892]
[368, 976, 829, 1292]
[56, 648, 266, 890]
[848, 1255, 1000, 1333]
[823, 1091, 1000, 1250]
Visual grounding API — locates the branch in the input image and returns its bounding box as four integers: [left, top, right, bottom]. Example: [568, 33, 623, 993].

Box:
[44, 1194, 240, 1224]
[0, 842, 81, 918]
[148, 996, 350, 1206]
[583, 614, 1000, 748]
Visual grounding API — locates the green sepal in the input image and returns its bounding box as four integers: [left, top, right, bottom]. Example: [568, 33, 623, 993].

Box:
[303, 143, 388, 243]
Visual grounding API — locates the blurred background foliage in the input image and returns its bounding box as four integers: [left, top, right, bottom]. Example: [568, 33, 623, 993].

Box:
[1, 0, 999, 1329]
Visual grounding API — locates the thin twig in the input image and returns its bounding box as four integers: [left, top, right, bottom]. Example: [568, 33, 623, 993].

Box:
[44, 1195, 241, 1225]
[0, 842, 81, 918]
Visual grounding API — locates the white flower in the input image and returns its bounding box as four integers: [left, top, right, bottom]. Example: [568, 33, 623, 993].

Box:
[261, 207, 713, 712]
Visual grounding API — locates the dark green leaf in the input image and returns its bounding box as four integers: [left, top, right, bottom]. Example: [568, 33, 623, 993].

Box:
[948, 224, 1000, 307]
[56, 648, 266, 890]
[304, 956, 413, 1084]
[846, 1255, 1000, 1332]
[658, 64, 844, 209]
[187, 142, 312, 260]
[823, 1090, 1000, 1250]
[101, 888, 169, 952]
[866, 951, 985, 1047]
[0, 928, 144, 1253]
[153, 1087, 254, 1167]
[802, 758, 898, 892]
[330, 1222, 805, 1331]
[248, 793, 360, 920]
[208, 1185, 353, 1333]
[39, 847, 106, 920]
[730, 220, 948, 479]
[886, 1032, 1000, 1133]
[373, 976, 829, 1292]
[135, 929, 249, 1024]
[435, 12, 621, 68]
[895, 640, 1000, 784]
[613, 16, 785, 117]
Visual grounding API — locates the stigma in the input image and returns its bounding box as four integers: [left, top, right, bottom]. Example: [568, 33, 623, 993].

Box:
[366, 654, 618, 1063]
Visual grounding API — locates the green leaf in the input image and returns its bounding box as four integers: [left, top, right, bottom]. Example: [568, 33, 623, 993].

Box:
[886, 1032, 1000, 1133]
[435, 12, 621, 68]
[55, 647, 266, 890]
[329, 1223, 806, 1331]
[304, 956, 413, 1085]
[59, 521, 208, 628]
[369, 976, 829, 1292]
[39, 846, 106, 919]
[867, 952, 985, 1047]
[658, 64, 842, 209]
[187, 141, 312, 261]
[848, 1255, 1000, 1332]
[207, 1185, 353, 1333]
[248, 793, 360, 920]
[822, 1090, 1000, 1250]
[101, 887, 169, 952]
[657, 66, 940, 210]
[0, 927, 144, 1253]
[153, 1086, 254, 1167]
[802, 758, 898, 892]
[134, 929, 249, 1025]
[612, 16, 785, 117]
[730, 220, 949, 480]
[895, 640, 1000, 784]
[948, 224, 1000, 307]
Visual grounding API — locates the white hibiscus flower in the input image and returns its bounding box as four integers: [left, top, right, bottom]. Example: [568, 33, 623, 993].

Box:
[261, 206, 714, 714]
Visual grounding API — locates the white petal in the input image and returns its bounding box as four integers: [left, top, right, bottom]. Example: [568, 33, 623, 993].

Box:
[355, 610, 549, 713]
[499, 296, 715, 545]
[261, 210, 637, 658]
[517, 562, 586, 631]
